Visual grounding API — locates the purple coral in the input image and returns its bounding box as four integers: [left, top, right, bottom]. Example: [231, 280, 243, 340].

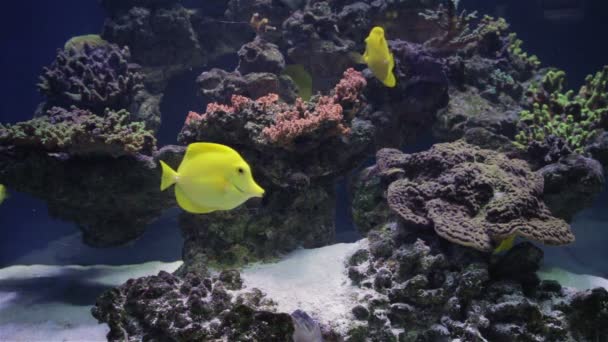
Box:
[38, 43, 144, 115]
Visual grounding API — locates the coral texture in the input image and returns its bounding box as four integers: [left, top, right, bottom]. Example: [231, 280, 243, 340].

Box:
[0, 106, 156, 157]
[92, 270, 294, 341]
[516, 67, 608, 156]
[375, 141, 573, 252]
[184, 68, 366, 150]
[0, 145, 182, 247]
[38, 43, 144, 116]
[344, 227, 608, 341]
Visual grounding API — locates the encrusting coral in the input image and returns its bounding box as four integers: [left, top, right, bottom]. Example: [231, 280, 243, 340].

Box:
[359, 141, 573, 252]
[0, 106, 156, 157]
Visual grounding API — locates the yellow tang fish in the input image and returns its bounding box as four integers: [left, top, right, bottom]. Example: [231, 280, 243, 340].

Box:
[0, 184, 7, 205]
[160, 143, 265, 214]
[353, 26, 397, 88]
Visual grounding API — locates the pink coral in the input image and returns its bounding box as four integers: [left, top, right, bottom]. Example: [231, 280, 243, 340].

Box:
[333, 68, 367, 104]
[262, 97, 350, 145]
[185, 111, 203, 125]
[183, 68, 366, 148]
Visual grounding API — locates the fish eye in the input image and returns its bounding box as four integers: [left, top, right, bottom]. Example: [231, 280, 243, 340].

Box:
[237, 167, 244, 174]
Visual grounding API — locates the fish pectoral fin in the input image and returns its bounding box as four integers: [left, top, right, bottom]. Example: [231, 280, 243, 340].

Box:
[175, 186, 216, 214]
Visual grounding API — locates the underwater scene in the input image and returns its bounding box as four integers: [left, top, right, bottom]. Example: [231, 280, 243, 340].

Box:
[1, 0, 608, 341]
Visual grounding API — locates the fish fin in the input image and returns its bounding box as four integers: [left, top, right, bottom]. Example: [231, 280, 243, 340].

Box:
[493, 235, 516, 254]
[383, 72, 397, 87]
[175, 186, 216, 214]
[184, 142, 239, 164]
[160, 160, 179, 191]
[349, 51, 366, 65]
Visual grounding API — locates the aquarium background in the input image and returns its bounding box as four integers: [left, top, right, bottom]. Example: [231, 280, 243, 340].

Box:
[1, 0, 606, 272]
[0, 0, 607, 341]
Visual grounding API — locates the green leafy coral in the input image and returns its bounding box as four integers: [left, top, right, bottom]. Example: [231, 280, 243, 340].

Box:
[0, 107, 156, 157]
[515, 66, 608, 153]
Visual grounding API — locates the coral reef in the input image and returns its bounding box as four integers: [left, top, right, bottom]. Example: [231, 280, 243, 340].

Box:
[92, 270, 294, 341]
[516, 67, 608, 158]
[344, 228, 608, 341]
[0, 145, 182, 247]
[538, 155, 605, 221]
[2, 0, 607, 339]
[176, 69, 371, 267]
[354, 141, 573, 252]
[37, 43, 160, 129]
[196, 68, 297, 104]
[0, 107, 156, 157]
[182, 68, 368, 155]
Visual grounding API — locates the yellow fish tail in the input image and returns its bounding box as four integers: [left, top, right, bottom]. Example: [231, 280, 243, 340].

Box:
[160, 160, 179, 191]
[384, 72, 396, 87]
[493, 235, 516, 254]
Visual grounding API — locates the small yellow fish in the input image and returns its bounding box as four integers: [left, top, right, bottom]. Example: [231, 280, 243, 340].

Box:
[160, 143, 265, 214]
[0, 184, 7, 205]
[493, 234, 516, 254]
[353, 26, 397, 88]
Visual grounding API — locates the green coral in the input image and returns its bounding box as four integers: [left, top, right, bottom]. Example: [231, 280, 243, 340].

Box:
[515, 66, 608, 153]
[64, 34, 108, 51]
[506, 33, 541, 69]
[0, 107, 156, 157]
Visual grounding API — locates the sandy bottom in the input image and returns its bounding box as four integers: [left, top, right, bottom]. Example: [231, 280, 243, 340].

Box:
[241, 240, 368, 334]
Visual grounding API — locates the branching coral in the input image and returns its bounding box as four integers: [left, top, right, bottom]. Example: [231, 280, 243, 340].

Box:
[506, 33, 541, 70]
[37, 43, 144, 114]
[516, 66, 608, 154]
[419, 1, 509, 54]
[182, 68, 366, 149]
[0, 106, 156, 157]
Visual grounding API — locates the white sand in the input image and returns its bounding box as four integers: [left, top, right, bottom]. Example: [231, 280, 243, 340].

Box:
[538, 267, 608, 291]
[241, 240, 368, 334]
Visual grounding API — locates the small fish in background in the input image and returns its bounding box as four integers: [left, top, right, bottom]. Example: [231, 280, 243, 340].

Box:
[160, 142, 265, 214]
[284, 64, 313, 101]
[291, 309, 323, 342]
[351, 26, 397, 88]
[493, 235, 517, 254]
[0, 184, 7, 205]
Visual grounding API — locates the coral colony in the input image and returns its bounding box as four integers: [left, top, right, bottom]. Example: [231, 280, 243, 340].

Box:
[1, 0, 607, 340]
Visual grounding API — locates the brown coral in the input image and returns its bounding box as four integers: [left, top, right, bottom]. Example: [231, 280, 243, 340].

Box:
[384, 141, 573, 252]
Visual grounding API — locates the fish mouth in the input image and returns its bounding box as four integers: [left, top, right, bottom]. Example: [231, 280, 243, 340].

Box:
[232, 183, 263, 197]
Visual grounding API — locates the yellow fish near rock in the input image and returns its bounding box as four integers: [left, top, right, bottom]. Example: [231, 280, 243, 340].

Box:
[0, 184, 7, 205]
[352, 26, 397, 88]
[160, 143, 265, 214]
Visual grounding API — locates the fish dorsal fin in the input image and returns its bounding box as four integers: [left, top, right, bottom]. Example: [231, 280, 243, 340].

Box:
[183, 142, 239, 164]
